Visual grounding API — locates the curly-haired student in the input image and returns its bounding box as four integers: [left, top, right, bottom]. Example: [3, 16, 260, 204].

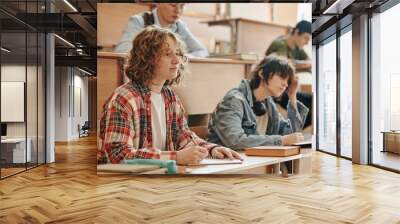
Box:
[98, 26, 241, 165]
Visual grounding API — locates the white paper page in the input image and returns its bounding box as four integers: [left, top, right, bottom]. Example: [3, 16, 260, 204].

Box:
[199, 159, 243, 165]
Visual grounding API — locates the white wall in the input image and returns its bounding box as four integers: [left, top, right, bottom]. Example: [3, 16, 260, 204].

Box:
[1, 65, 27, 138]
[230, 3, 271, 22]
[55, 66, 69, 141]
[54, 67, 89, 141]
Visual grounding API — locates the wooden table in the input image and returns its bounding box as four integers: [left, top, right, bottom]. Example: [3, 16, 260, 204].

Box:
[203, 18, 290, 58]
[381, 131, 400, 154]
[188, 149, 312, 175]
[96, 149, 313, 175]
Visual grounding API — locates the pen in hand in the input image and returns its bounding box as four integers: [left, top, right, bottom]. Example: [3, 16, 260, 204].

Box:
[188, 135, 210, 159]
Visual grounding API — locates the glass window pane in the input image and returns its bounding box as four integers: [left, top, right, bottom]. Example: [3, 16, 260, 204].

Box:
[38, 32, 45, 165]
[318, 37, 337, 154]
[1, 31, 27, 177]
[371, 3, 400, 171]
[340, 29, 352, 158]
[27, 31, 38, 169]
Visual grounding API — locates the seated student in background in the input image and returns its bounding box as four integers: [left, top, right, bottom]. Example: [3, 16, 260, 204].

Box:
[265, 20, 312, 127]
[114, 3, 208, 58]
[265, 20, 311, 71]
[207, 56, 309, 150]
[99, 27, 241, 165]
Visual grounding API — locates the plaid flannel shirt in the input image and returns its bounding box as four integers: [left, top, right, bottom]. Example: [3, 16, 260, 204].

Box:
[98, 82, 219, 164]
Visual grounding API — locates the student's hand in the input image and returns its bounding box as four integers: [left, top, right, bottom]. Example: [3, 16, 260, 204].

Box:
[282, 132, 304, 146]
[176, 146, 208, 165]
[211, 147, 243, 160]
[287, 73, 299, 102]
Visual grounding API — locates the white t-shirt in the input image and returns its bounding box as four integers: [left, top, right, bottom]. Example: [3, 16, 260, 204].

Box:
[150, 91, 166, 150]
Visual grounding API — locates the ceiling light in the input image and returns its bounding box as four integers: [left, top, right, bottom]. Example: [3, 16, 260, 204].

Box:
[63, 0, 78, 12]
[323, 0, 354, 15]
[1, 47, 11, 53]
[78, 67, 93, 76]
[54, 34, 75, 48]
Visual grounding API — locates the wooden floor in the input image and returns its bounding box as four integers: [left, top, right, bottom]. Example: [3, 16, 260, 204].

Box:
[1, 136, 400, 223]
[373, 150, 400, 171]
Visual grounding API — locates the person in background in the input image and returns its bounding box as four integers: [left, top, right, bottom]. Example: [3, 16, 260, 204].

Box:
[265, 20, 312, 128]
[99, 27, 240, 165]
[265, 20, 311, 71]
[114, 3, 208, 58]
[207, 56, 308, 150]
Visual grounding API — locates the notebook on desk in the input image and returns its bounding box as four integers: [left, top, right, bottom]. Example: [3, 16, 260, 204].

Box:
[97, 164, 163, 174]
[244, 146, 300, 157]
[292, 140, 312, 147]
[199, 158, 243, 165]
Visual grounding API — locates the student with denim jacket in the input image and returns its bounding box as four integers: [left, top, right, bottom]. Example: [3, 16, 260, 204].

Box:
[208, 56, 309, 150]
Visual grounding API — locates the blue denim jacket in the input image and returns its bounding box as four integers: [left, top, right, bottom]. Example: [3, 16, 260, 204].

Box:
[207, 80, 309, 150]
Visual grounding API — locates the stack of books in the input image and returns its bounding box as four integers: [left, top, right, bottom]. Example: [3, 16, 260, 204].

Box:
[244, 146, 300, 157]
[97, 159, 178, 175]
[97, 164, 167, 175]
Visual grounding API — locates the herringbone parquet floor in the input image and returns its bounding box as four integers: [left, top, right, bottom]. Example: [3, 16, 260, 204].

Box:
[1, 135, 400, 224]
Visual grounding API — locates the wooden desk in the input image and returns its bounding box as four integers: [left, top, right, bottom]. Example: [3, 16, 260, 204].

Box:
[172, 57, 255, 115]
[382, 131, 400, 154]
[189, 149, 312, 174]
[95, 149, 313, 175]
[97, 52, 127, 121]
[1, 138, 32, 164]
[204, 18, 290, 58]
[97, 52, 256, 118]
[297, 71, 312, 94]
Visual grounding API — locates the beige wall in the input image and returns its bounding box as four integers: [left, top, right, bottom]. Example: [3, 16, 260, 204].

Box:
[97, 3, 151, 50]
[272, 3, 298, 27]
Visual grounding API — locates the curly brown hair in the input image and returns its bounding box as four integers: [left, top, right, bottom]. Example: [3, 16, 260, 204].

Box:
[125, 26, 188, 86]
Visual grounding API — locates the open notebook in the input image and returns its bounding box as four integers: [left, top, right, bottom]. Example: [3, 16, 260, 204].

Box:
[199, 158, 243, 165]
[292, 140, 312, 147]
[292, 134, 312, 147]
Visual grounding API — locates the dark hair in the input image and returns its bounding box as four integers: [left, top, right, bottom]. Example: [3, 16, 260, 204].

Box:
[291, 20, 311, 35]
[249, 55, 295, 90]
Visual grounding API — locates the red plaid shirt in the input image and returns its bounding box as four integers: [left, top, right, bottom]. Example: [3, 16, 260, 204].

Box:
[98, 82, 218, 164]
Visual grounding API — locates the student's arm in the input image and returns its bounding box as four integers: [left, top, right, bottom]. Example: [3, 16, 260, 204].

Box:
[286, 100, 309, 132]
[177, 21, 209, 58]
[98, 98, 176, 164]
[285, 73, 309, 132]
[265, 40, 287, 57]
[270, 100, 308, 135]
[293, 49, 311, 71]
[211, 97, 283, 150]
[114, 15, 144, 53]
